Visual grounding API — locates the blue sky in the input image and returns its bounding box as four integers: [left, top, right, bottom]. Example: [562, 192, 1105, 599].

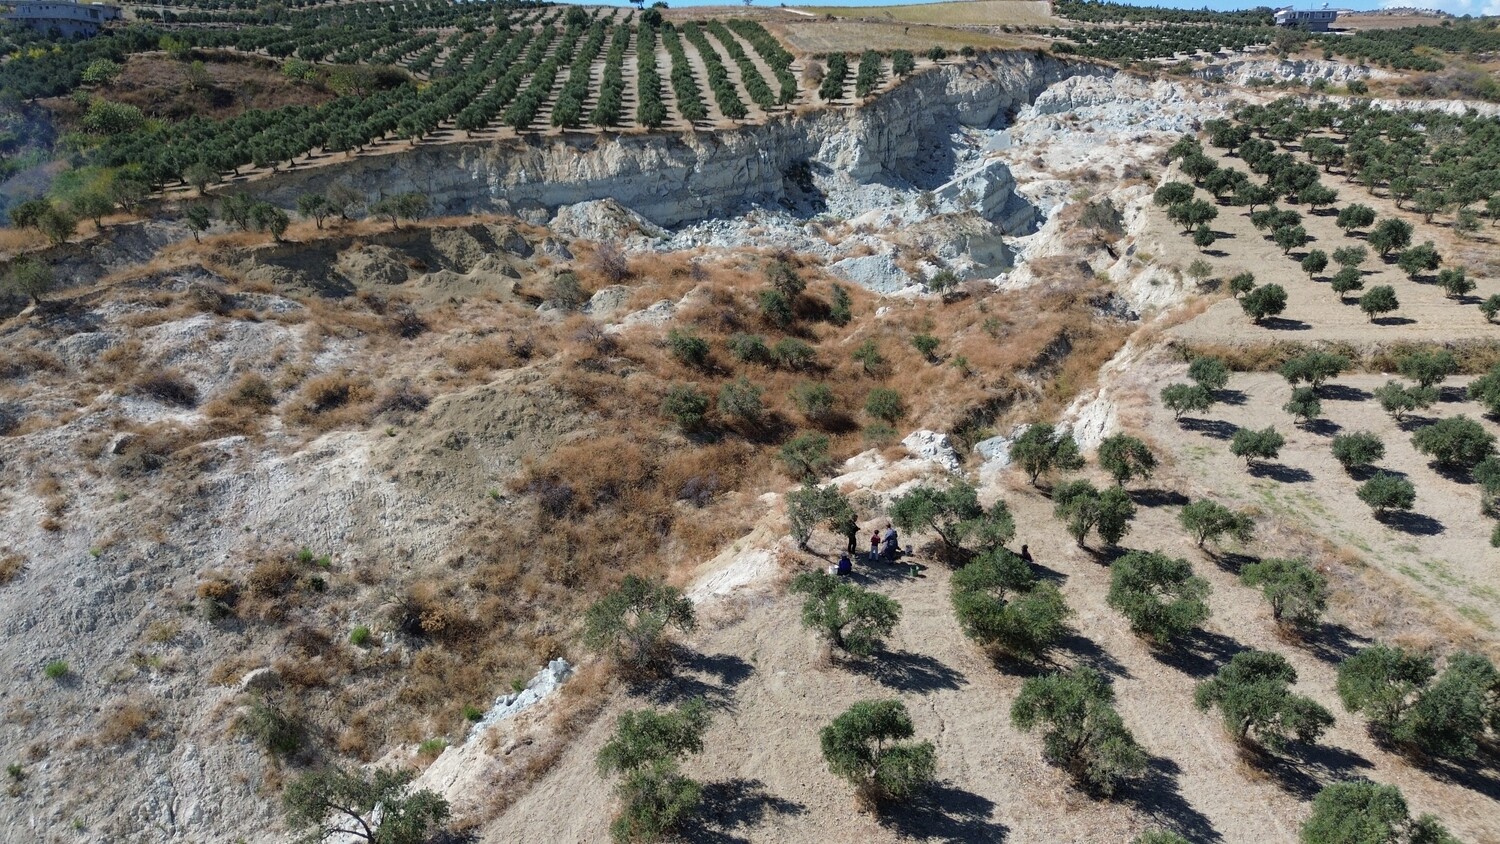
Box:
[584, 0, 1492, 18]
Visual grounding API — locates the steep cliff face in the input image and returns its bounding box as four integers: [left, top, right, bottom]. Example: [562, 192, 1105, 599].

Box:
[256, 52, 1108, 228]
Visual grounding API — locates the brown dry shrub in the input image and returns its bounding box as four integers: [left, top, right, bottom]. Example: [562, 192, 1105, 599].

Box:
[111, 421, 223, 477]
[96, 700, 155, 745]
[207, 652, 262, 686]
[283, 372, 375, 430]
[130, 369, 200, 408]
[0, 553, 24, 586]
[0, 347, 63, 381]
[272, 656, 332, 689]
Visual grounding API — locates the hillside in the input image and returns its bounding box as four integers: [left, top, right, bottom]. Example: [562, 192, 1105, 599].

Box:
[3, 2, 1500, 843]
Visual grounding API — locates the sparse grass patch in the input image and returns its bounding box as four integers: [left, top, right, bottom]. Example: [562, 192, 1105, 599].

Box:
[0, 553, 25, 586]
[96, 700, 155, 745]
[43, 660, 69, 680]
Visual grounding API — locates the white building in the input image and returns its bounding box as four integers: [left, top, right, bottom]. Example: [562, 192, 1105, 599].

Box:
[2, 1, 122, 37]
[1274, 6, 1339, 31]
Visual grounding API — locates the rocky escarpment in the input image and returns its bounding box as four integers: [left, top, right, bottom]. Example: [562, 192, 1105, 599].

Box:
[255, 52, 1110, 230]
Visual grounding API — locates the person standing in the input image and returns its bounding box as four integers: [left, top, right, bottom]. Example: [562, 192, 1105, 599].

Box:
[870, 529, 881, 562]
[882, 524, 899, 561]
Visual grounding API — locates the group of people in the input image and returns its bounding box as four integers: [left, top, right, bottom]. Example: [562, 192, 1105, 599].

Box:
[828, 526, 1034, 576]
[831, 523, 901, 576]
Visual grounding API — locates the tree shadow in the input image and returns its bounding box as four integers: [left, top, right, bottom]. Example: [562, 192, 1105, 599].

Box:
[1303, 621, 1372, 665]
[1180, 417, 1240, 440]
[1262, 317, 1312, 331]
[1209, 550, 1258, 576]
[1372, 316, 1416, 326]
[1217, 388, 1249, 406]
[1302, 418, 1341, 437]
[1120, 756, 1222, 843]
[849, 648, 968, 693]
[1203, 249, 1231, 258]
[1374, 509, 1445, 536]
[683, 778, 807, 843]
[1254, 742, 1374, 801]
[1429, 462, 1478, 485]
[1248, 462, 1314, 483]
[1085, 545, 1131, 566]
[1026, 559, 1069, 584]
[1438, 385, 1470, 403]
[876, 782, 1009, 843]
[1152, 630, 1247, 679]
[638, 650, 755, 708]
[1319, 383, 1371, 402]
[1411, 753, 1500, 802]
[851, 559, 927, 586]
[1130, 488, 1191, 508]
[1056, 632, 1132, 679]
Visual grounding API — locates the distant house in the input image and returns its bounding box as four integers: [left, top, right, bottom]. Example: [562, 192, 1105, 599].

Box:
[1274, 6, 1339, 31]
[2, 1, 122, 37]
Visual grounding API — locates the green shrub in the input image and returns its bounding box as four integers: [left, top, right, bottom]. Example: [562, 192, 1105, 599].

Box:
[770, 338, 816, 371]
[1396, 350, 1457, 389]
[667, 330, 710, 368]
[790, 571, 900, 658]
[1107, 551, 1210, 648]
[1240, 558, 1328, 630]
[911, 334, 940, 359]
[1330, 266, 1364, 300]
[785, 482, 856, 548]
[43, 660, 69, 680]
[717, 378, 764, 426]
[241, 698, 304, 758]
[828, 283, 853, 325]
[1392, 651, 1498, 760]
[662, 384, 711, 433]
[417, 738, 448, 757]
[864, 387, 905, 423]
[1470, 363, 1500, 415]
[463, 705, 485, 722]
[1279, 351, 1348, 389]
[726, 332, 769, 363]
[1331, 432, 1385, 470]
[1010, 667, 1146, 795]
[1195, 650, 1333, 750]
[349, 625, 372, 647]
[758, 288, 794, 328]
[779, 432, 833, 479]
[791, 381, 835, 423]
[1178, 499, 1253, 548]
[820, 699, 936, 806]
[851, 339, 885, 375]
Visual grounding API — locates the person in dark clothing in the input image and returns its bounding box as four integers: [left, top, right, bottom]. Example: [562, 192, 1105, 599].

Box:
[836, 554, 852, 576]
[882, 524, 899, 561]
[844, 521, 859, 556]
[1020, 544, 1033, 563]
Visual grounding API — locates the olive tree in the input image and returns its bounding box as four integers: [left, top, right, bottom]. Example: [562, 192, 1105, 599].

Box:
[1331, 432, 1385, 471]
[1359, 285, 1400, 322]
[1279, 351, 1348, 391]
[1107, 551, 1210, 648]
[1284, 386, 1323, 428]
[1195, 650, 1334, 751]
[283, 767, 449, 844]
[597, 698, 711, 844]
[1230, 426, 1286, 467]
[1357, 472, 1415, 515]
[820, 699, 936, 807]
[951, 549, 1070, 661]
[2, 257, 55, 304]
[1097, 434, 1156, 486]
[888, 480, 1014, 557]
[1178, 499, 1254, 549]
[1010, 667, 1146, 796]
[785, 482, 856, 549]
[1162, 383, 1215, 419]
[789, 570, 900, 658]
[1374, 380, 1436, 422]
[1396, 350, 1457, 390]
[1052, 480, 1136, 548]
[1189, 356, 1230, 393]
[584, 576, 696, 678]
[1411, 416, 1496, 470]
[1011, 423, 1085, 486]
[1240, 283, 1288, 324]
[1300, 781, 1456, 844]
[1239, 557, 1328, 631]
[1337, 644, 1437, 734]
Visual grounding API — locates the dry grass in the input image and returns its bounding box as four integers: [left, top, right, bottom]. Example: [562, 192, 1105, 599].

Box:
[96, 700, 155, 746]
[0, 553, 25, 586]
[282, 372, 376, 431]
